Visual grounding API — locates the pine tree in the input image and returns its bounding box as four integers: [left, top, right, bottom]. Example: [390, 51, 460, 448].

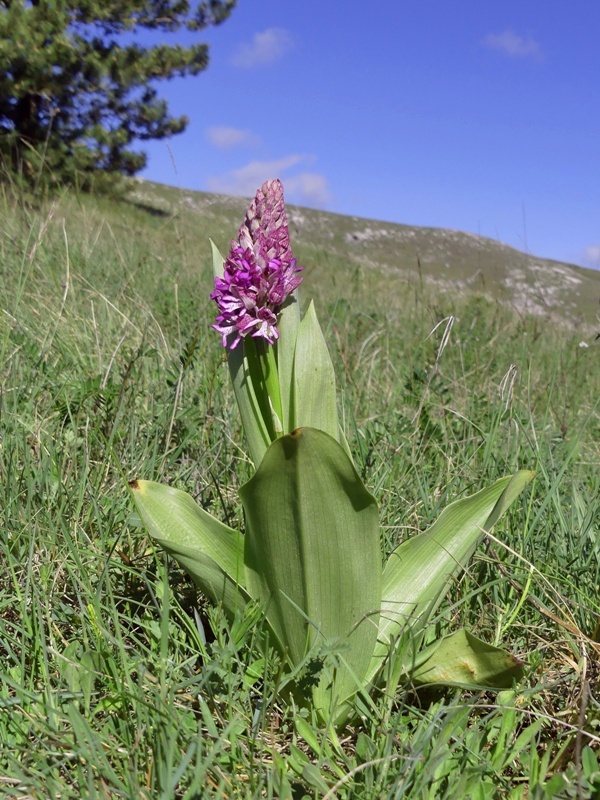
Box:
[0, 0, 236, 187]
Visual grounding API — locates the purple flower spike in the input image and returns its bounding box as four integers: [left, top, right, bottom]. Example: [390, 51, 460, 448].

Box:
[211, 179, 303, 349]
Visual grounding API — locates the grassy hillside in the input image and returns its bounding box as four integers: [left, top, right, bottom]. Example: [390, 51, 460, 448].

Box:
[1, 182, 599, 798]
[132, 179, 600, 333]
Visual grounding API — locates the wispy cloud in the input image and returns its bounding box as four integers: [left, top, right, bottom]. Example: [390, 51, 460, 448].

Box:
[207, 155, 304, 196]
[206, 155, 332, 207]
[231, 27, 294, 68]
[582, 244, 600, 266]
[482, 30, 542, 61]
[284, 173, 332, 207]
[206, 126, 260, 150]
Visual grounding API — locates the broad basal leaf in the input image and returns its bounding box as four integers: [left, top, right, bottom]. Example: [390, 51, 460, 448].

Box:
[367, 470, 535, 682]
[410, 628, 525, 689]
[240, 427, 381, 708]
[129, 480, 249, 618]
[152, 538, 252, 623]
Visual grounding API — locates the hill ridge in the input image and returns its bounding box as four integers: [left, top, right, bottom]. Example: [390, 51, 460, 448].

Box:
[132, 178, 600, 333]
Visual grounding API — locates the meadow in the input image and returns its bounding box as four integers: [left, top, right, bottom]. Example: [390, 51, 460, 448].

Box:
[1, 182, 599, 799]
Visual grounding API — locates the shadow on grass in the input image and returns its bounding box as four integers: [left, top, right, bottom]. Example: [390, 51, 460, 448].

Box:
[125, 198, 172, 218]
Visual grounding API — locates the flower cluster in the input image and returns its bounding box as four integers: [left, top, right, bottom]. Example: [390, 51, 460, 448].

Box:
[211, 179, 303, 349]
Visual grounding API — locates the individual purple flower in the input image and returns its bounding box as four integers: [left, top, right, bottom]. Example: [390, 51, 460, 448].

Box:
[211, 179, 303, 349]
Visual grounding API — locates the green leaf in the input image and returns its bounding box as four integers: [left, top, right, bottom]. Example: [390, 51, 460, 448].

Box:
[483, 470, 536, 530]
[129, 479, 249, 618]
[277, 292, 301, 433]
[410, 629, 525, 688]
[209, 238, 225, 279]
[302, 764, 331, 794]
[581, 746, 599, 781]
[368, 470, 535, 682]
[155, 539, 252, 620]
[240, 427, 381, 709]
[291, 301, 343, 449]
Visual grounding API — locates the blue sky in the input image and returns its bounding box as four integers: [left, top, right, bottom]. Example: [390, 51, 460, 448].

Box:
[138, 1, 600, 269]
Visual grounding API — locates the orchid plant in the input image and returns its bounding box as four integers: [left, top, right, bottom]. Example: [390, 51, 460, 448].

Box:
[130, 179, 534, 724]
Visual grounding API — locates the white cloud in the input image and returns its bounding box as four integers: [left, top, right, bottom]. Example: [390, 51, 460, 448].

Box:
[206, 155, 332, 208]
[482, 30, 542, 61]
[283, 173, 332, 207]
[582, 244, 600, 266]
[206, 126, 260, 150]
[207, 155, 304, 195]
[232, 27, 294, 68]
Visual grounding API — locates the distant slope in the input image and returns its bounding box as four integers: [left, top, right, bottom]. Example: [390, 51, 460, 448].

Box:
[131, 179, 600, 333]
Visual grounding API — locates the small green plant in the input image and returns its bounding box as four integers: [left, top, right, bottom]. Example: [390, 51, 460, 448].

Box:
[130, 179, 534, 724]
[542, 748, 600, 799]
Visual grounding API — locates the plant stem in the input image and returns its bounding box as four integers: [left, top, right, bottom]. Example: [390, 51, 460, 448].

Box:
[246, 337, 284, 440]
[259, 339, 284, 436]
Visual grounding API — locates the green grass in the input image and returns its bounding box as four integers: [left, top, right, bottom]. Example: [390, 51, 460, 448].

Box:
[1, 184, 599, 799]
